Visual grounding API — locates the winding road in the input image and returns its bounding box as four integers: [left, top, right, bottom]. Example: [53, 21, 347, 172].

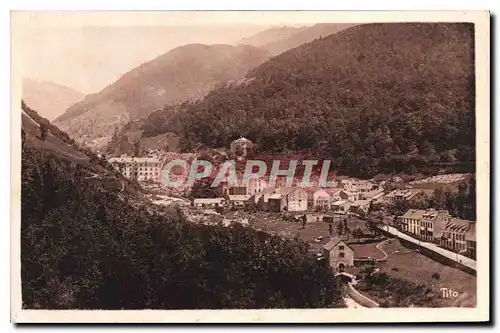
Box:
[343, 295, 364, 308]
[374, 238, 393, 261]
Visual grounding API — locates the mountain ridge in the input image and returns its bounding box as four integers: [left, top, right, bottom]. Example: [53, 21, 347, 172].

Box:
[53, 43, 271, 149]
[22, 79, 85, 121]
[138, 23, 475, 178]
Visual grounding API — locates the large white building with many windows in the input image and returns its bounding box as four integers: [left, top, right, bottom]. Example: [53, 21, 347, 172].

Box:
[399, 209, 451, 242]
[108, 154, 162, 182]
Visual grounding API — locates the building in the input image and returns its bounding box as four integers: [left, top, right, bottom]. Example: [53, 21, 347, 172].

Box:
[322, 236, 355, 272]
[325, 188, 342, 201]
[439, 218, 476, 256]
[254, 187, 277, 209]
[339, 190, 359, 202]
[225, 185, 247, 196]
[399, 209, 451, 242]
[108, 154, 162, 182]
[306, 188, 331, 211]
[360, 188, 384, 201]
[339, 179, 375, 192]
[383, 189, 424, 204]
[466, 223, 476, 259]
[267, 187, 308, 212]
[349, 200, 371, 215]
[228, 194, 251, 207]
[247, 178, 268, 196]
[230, 137, 253, 160]
[193, 198, 226, 208]
[331, 200, 351, 214]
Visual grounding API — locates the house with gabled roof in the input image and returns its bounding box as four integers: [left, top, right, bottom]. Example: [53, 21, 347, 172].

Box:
[304, 187, 331, 211]
[322, 236, 354, 272]
[267, 187, 308, 212]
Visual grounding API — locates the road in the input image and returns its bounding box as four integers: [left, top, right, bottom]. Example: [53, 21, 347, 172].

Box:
[343, 296, 364, 308]
[378, 225, 476, 271]
[374, 238, 391, 261]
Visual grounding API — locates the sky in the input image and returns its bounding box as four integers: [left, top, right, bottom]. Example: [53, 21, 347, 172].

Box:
[13, 11, 372, 94]
[16, 24, 275, 94]
[13, 11, 476, 95]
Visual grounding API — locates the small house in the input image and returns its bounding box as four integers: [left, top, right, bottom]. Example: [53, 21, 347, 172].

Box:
[228, 194, 251, 207]
[193, 198, 226, 208]
[322, 236, 355, 272]
[306, 188, 331, 211]
[339, 190, 359, 202]
[331, 200, 351, 214]
[267, 187, 308, 212]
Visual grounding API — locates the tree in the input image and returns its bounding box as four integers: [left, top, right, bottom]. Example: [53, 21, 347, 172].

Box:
[22, 137, 347, 309]
[336, 221, 345, 235]
[39, 124, 48, 141]
[189, 177, 220, 199]
[343, 218, 349, 239]
[388, 199, 409, 217]
[352, 228, 363, 243]
[133, 141, 141, 156]
[366, 211, 384, 236]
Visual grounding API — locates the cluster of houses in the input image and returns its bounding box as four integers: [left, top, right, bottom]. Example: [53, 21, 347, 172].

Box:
[191, 172, 443, 217]
[192, 176, 413, 215]
[397, 209, 476, 259]
[320, 207, 477, 273]
[192, 176, 382, 213]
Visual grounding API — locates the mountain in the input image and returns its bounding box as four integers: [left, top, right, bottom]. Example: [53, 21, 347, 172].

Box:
[104, 24, 355, 156]
[261, 23, 357, 55]
[53, 44, 271, 150]
[22, 79, 84, 121]
[21, 102, 343, 309]
[152, 23, 475, 178]
[238, 26, 308, 48]
[105, 104, 183, 156]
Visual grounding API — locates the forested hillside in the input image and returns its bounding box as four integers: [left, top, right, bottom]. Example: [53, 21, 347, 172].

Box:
[22, 104, 343, 309]
[54, 44, 271, 148]
[157, 23, 475, 178]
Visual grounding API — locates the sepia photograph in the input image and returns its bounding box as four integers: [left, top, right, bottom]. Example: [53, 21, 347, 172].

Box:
[10, 10, 490, 323]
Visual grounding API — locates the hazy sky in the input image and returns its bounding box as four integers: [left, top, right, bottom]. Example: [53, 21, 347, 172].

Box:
[14, 11, 352, 94]
[18, 24, 276, 94]
[14, 11, 481, 95]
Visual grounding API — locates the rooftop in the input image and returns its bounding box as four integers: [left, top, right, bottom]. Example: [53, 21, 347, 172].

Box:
[228, 195, 251, 201]
[322, 237, 352, 251]
[401, 209, 448, 220]
[232, 137, 252, 143]
[108, 156, 160, 164]
[193, 198, 225, 204]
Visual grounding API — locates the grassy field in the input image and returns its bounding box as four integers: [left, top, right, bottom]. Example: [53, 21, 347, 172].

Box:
[375, 239, 476, 307]
[225, 209, 476, 307]
[348, 242, 386, 260]
[243, 212, 370, 252]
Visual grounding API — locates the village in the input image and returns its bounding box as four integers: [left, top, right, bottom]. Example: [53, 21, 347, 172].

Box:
[107, 136, 477, 308]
